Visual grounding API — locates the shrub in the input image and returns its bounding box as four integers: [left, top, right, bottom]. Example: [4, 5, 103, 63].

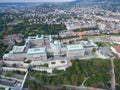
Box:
[24, 59, 31, 63]
[12, 63, 17, 67]
[5, 71, 11, 77]
[61, 61, 65, 63]
[51, 62, 56, 64]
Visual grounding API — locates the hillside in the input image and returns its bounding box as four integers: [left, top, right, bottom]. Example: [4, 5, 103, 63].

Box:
[74, 0, 120, 12]
[25, 58, 111, 90]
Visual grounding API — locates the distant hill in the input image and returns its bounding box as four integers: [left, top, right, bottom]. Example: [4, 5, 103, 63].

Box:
[73, 0, 120, 12]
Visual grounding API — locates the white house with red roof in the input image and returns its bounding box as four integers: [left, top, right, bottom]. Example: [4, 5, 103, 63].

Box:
[111, 46, 120, 57]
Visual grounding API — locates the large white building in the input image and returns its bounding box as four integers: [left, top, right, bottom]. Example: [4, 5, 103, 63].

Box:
[2, 34, 100, 75]
[3, 35, 50, 60]
[81, 40, 98, 52]
[27, 48, 47, 60]
[3, 34, 98, 61]
[50, 40, 61, 56]
[3, 45, 26, 60]
[28, 35, 53, 48]
[67, 44, 85, 57]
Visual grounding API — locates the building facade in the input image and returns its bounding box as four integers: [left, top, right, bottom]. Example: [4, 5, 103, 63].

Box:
[67, 44, 85, 57]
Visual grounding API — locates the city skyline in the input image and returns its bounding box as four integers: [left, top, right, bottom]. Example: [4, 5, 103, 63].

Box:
[0, 0, 75, 2]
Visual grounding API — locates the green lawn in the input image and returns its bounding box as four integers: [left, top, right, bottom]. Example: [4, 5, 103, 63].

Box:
[7, 20, 24, 25]
[95, 42, 119, 47]
[114, 58, 120, 89]
[0, 88, 5, 90]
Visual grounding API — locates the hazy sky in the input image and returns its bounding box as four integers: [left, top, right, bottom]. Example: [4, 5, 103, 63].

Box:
[0, 0, 75, 2]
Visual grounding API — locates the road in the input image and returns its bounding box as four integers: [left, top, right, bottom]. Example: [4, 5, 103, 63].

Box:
[61, 37, 81, 44]
[110, 57, 116, 90]
[89, 35, 120, 45]
[63, 85, 106, 90]
[20, 71, 28, 90]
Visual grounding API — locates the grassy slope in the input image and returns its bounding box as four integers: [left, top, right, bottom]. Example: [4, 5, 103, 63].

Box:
[114, 58, 120, 90]
[26, 58, 111, 90]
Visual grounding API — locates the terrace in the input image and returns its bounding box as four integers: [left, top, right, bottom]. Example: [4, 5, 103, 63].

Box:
[67, 44, 84, 51]
[28, 35, 44, 40]
[95, 42, 119, 47]
[81, 40, 98, 48]
[9, 46, 25, 54]
[27, 48, 46, 55]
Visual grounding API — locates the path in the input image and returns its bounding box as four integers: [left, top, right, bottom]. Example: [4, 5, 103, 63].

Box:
[110, 57, 116, 90]
[81, 74, 95, 86]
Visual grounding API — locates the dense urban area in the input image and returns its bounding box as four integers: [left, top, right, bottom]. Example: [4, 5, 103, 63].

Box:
[0, 0, 120, 90]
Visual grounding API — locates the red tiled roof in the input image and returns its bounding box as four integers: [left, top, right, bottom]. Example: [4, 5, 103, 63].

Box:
[75, 32, 85, 36]
[113, 46, 120, 53]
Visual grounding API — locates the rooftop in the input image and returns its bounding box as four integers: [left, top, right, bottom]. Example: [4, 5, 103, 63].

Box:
[82, 40, 98, 47]
[67, 44, 84, 51]
[50, 40, 61, 48]
[54, 40, 61, 46]
[3, 54, 9, 58]
[10, 46, 25, 54]
[112, 46, 120, 53]
[28, 35, 44, 40]
[27, 48, 46, 55]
